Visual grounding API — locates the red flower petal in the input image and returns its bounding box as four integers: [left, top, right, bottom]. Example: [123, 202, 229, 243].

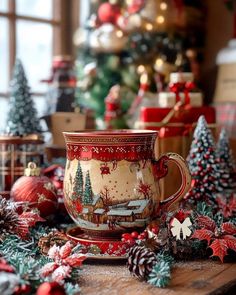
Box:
[221, 222, 236, 235]
[64, 254, 87, 267]
[197, 216, 216, 231]
[48, 244, 60, 260]
[191, 229, 214, 245]
[209, 239, 228, 263]
[224, 235, 236, 252]
[52, 265, 71, 282]
[19, 212, 45, 227]
[40, 262, 58, 277]
[59, 241, 73, 259]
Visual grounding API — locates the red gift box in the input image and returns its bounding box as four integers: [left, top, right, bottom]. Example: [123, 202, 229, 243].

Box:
[138, 106, 216, 136]
[136, 105, 216, 200]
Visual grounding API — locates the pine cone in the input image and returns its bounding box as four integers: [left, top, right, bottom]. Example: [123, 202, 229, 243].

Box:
[38, 231, 72, 255]
[0, 196, 22, 240]
[127, 245, 157, 280]
[140, 237, 160, 252]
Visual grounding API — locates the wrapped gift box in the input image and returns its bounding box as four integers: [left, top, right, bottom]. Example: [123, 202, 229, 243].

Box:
[169, 72, 194, 83]
[158, 92, 203, 108]
[136, 106, 216, 199]
[138, 106, 215, 128]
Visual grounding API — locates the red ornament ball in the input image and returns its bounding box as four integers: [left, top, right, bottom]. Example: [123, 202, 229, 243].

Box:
[131, 231, 139, 239]
[98, 3, 121, 24]
[11, 162, 58, 217]
[36, 282, 66, 295]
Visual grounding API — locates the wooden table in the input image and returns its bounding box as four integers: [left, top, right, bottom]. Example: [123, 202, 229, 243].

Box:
[79, 261, 236, 295]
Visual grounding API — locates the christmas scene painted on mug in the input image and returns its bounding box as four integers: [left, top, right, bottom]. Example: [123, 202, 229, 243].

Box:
[64, 158, 158, 231]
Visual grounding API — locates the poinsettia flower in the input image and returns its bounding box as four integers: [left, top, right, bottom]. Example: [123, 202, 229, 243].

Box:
[192, 215, 236, 262]
[59, 241, 73, 259]
[216, 194, 236, 218]
[16, 211, 45, 240]
[64, 253, 87, 267]
[48, 244, 61, 261]
[40, 262, 58, 277]
[19, 212, 45, 226]
[40, 241, 86, 282]
[0, 258, 15, 273]
[51, 265, 71, 282]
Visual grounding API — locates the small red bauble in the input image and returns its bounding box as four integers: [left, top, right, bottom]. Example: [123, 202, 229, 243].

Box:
[36, 282, 66, 295]
[127, 0, 146, 14]
[131, 231, 139, 239]
[98, 3, 121, 24]
[43, 165, 66, 215]
[151, 226, 159, 235]
[11, 162, 58, 217]
[14, 284, 31, 295]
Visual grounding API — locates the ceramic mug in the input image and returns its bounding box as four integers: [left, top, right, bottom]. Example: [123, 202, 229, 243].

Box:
[63, 130, 191, 237]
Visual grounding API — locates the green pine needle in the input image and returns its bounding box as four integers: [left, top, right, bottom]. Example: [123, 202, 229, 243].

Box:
[196, 202, 213, 218]
[147, 261, 171, 288]
[0, 234, 51, 288]
[156, 252, 174, 266]
[64, 282, 81, 295]
[0, 226, 83, 293]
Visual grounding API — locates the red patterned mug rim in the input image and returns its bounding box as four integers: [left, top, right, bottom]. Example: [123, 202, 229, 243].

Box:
[63, 130, 158, 161]
[63, 129, 158, 137]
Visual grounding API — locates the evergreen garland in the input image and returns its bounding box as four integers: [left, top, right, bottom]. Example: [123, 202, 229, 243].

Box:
[196, 202, 213, 218]
[0, 234, 50, 291]
[0, 226, 82, 294]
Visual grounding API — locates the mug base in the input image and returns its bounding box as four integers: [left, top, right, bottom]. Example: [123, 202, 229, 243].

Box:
[67, 226, 131, 260]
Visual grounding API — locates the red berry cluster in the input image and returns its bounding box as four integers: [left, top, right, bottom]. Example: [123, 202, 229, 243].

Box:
[121, 226, 159, 246]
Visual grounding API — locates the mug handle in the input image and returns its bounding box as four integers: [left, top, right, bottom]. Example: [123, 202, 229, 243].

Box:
[152, 153, 191, 213]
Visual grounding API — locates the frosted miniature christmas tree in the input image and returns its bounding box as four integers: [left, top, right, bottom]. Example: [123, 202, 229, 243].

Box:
[72, 162, 84, 200]
[5, 59, 42, 136]
[186, 116, 229, 203]
[217, 128, 236, 191]
[83, 171, 93, 205]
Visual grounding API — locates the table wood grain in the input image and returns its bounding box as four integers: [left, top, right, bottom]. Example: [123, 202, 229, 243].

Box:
[79, 261, 236, 295]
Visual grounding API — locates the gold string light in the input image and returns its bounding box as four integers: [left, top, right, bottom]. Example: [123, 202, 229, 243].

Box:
[145, 23, 153, 31]
[160, 2, 168, 11]
[137, 65, 146, 74]
[156, 15, 165, 24]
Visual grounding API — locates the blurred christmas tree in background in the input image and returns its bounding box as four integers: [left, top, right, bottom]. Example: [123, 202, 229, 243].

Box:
[74, 0, 206, 126]
[5, 59, 42, 136]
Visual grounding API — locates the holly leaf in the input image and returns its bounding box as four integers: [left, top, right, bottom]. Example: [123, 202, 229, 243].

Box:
[19, 212, 45, 227]
[224, 235, 236, 252]
[221, 222, 236, 235]
[17, 222, 31, 240]
[191, 229, 214, 245]
[209, 239, 228, 263]
[197, 216, 216, 231]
